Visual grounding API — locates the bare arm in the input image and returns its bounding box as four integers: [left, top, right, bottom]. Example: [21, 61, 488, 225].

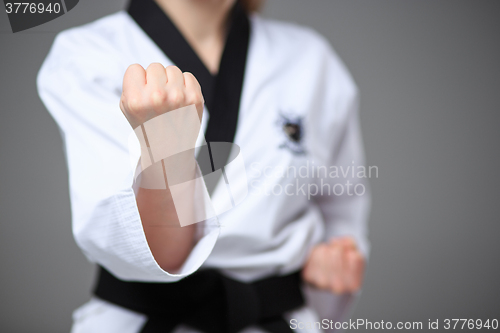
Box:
[120, 63, 205, 272]
[137, 187, 195, 272]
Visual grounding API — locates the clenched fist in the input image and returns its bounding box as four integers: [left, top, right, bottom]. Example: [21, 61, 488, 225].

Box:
[120, 63, 204, 129]
[302, 236, 365, 294]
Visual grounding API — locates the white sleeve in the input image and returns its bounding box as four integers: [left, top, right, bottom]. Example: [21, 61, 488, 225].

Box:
[309, 40, 371, 260]
[37, 30, 219, 282]
[306, 40, 371, 330]
[315, 90, 371, 259]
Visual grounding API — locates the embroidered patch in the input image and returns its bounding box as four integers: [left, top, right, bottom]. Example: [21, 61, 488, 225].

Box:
[277, 113, 306, 155]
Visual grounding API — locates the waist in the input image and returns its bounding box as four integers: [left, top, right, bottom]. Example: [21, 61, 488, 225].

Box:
[93, 266, 305, 333]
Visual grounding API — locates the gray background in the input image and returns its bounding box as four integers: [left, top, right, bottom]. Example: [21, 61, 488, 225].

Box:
[1, 0, 499, 332]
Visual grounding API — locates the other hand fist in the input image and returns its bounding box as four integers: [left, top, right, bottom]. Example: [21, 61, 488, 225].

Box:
[302, 236, 365, 294]
[120, 63, 204, 129]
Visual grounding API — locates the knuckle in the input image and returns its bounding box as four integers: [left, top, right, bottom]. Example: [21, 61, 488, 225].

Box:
[166, 65, 181, 77]
[185, 93, 196, 104]
[168, 88, 185, 105]
[166, 65, 181, 72]
[184, 71, 200, 84]
[196, 92, 205, 104]
[126, 63, 144, 73]
[150, 89, 167, 106]
[186, 92, 203, 106]
[127, 96, 143, 112]
[147, 62, 164, 72]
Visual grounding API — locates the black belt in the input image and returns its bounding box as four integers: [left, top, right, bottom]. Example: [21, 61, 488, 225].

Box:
[94, 266, 304, 333]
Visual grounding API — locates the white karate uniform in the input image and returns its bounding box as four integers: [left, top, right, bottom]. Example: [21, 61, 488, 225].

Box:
[37, 9, 370, 333]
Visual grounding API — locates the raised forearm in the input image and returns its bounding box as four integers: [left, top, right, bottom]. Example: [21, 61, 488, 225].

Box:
[137, 186, 196, 272]
[120, 63, 205, 272]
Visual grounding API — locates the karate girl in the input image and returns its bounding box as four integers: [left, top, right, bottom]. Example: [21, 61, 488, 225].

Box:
[37, 0, 370, 332]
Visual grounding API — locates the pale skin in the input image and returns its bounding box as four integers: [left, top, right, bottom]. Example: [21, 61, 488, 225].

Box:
[119, 0, 365, 294]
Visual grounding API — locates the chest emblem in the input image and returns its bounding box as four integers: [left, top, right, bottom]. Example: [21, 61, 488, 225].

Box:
[277, 113, 306, 155]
